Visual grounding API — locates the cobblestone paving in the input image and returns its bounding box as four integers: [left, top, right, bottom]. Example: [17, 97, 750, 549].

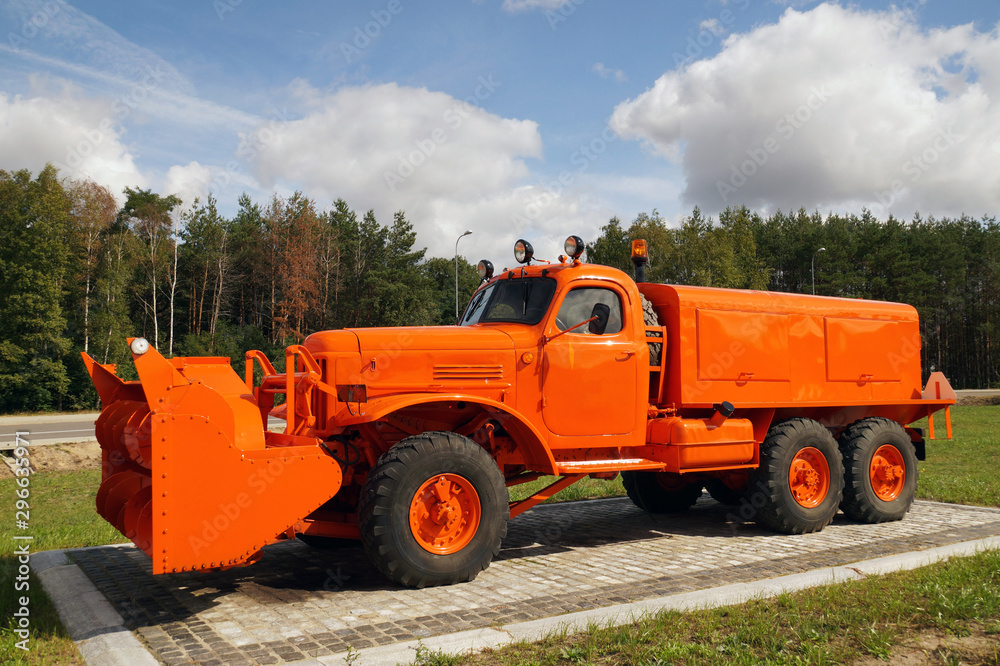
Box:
[68, 498, 1000, 665]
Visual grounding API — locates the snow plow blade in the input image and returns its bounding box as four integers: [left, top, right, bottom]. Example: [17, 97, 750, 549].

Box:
[81, 340, 342, 574]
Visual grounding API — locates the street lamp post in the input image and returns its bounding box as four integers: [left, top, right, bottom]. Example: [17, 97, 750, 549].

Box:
[812, 247, 826, 295]
[455, 230, 473, 319]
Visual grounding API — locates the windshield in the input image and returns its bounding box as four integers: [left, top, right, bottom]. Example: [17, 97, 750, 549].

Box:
[460, 277, 557, 326]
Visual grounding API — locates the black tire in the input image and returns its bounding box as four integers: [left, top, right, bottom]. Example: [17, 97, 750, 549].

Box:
[749, 418, 844, 534]
[622, 471, 703, 513]
[640, 294, 662, 366]
[705, 478, 745, 506]
[839, 417, 918, 523]
[296, 534, 359, 549]
[358, 431, 508, 588]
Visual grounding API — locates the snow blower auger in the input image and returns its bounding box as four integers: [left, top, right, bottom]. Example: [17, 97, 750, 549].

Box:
[81, 338, 342, 574]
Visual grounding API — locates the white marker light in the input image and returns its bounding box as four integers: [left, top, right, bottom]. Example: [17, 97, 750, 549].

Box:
[130, 338, 150, 355]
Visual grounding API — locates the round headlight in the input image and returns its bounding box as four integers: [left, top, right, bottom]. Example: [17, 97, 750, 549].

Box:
[514, 239, 534, 264]
[564, 235, 584, 259]
[477, 259, 494, 280]
[130, 337, 150, 356]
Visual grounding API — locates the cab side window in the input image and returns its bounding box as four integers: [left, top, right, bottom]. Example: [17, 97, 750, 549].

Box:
[555, 287, 623, 334]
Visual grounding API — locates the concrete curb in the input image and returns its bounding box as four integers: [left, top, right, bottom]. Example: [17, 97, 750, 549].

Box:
[31, 546, 159, 666]
[303, 535, 1000, 665]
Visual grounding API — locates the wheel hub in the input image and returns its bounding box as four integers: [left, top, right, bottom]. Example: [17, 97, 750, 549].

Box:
[870, 445, 906, 501]
[409, 474, 481, 555]
[788, 447, 831, 508]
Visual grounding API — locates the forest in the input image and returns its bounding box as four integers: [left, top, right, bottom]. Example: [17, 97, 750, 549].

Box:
[1, 165, 997, 413]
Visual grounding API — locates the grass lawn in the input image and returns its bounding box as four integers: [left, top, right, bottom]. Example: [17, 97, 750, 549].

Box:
[0, 470, 126, 665]
[1, 405, 997, 665]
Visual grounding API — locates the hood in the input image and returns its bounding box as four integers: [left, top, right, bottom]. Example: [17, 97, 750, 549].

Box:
[351, 326, 515, 352]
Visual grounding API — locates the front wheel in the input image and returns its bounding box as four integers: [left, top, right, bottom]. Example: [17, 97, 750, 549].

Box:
[749, 418, 844, 534]
[358, 431, 508, 588]
[839, 417, 918, 523]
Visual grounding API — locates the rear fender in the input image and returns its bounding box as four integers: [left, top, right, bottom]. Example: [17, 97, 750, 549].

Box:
[339, 394, 557, 474]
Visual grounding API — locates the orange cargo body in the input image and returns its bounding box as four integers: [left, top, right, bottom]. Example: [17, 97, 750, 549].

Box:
[641, 284, 945, 427]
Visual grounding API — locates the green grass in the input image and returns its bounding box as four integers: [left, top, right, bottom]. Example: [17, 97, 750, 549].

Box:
[0, 470, 127, 665]
[461, 549, 1000, 665]
[910, 405, 1000, 507]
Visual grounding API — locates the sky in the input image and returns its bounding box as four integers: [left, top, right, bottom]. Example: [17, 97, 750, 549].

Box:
[1, 0, 999, 269]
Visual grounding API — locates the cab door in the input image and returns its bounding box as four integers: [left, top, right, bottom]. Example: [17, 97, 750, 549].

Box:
[541, 284, 638, 436]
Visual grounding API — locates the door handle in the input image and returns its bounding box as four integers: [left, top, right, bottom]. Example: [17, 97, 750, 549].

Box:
[616, 350, 635, 361]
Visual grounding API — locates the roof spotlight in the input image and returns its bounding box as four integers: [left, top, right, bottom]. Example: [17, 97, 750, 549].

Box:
[514, 239, 534, 264]
[564, 235, 585, 260]
[477, 259, 494, 281]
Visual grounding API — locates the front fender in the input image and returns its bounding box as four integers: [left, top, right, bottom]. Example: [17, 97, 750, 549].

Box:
[336, 393, 557, 475]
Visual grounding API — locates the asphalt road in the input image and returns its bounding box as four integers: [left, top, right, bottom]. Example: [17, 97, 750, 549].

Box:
[0, 413, 101, 448]
[0, 412, 286, 448]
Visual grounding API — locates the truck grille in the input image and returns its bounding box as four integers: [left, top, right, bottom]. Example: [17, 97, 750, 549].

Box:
[433, 365, 504, 381]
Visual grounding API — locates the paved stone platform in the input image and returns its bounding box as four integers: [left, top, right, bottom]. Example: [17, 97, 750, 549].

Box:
[63, 497, 1000, 665]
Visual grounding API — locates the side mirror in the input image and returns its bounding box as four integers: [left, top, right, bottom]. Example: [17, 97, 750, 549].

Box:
[588, 303, 611, 335]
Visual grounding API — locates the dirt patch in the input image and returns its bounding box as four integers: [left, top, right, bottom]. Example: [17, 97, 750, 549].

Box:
[956, 395, 1000, 406]
[0, 441, 102, 479]
[853, 626, 1000, 665]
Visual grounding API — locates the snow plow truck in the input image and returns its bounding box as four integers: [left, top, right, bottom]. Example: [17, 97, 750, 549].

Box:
[82, 236, 956, 588]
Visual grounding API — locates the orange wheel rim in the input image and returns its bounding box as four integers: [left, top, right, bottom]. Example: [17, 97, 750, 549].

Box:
[788, 447, 830, 508]
[409, 474, 481, 555]
[869, 445, 906, 501]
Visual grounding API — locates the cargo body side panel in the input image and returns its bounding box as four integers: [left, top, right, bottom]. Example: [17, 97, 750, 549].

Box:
[640, 284, 924, 410]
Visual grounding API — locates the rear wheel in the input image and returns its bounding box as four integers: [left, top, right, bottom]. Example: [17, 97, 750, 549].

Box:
[839, 417, 918, 523]
[749, 418, 844, 534]
[622, 471, 703, 513]
[358, 431, 508, 588]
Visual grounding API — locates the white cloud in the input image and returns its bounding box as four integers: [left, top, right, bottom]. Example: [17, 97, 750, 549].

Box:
[249, 82, 600, 264]
[611, 3, 1000, 219]
[0, 86, 147, 198]
[592, 63, 628, 83]
[164, 162, 214, 208]
[0, 1, 259, 133]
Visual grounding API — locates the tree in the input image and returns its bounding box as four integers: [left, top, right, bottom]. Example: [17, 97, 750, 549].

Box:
[66, 180, 118, 354]
[0, 166, 73, 411]
[118, 188, 182, 350]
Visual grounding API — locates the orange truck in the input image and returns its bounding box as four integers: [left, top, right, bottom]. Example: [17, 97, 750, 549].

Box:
[82, 236, 956, 588]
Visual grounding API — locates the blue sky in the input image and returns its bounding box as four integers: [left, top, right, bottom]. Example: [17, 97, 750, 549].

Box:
[1, 0, 999, 266]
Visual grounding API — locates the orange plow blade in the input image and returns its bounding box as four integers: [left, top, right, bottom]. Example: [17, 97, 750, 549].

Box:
[82, 342, 342, 573]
